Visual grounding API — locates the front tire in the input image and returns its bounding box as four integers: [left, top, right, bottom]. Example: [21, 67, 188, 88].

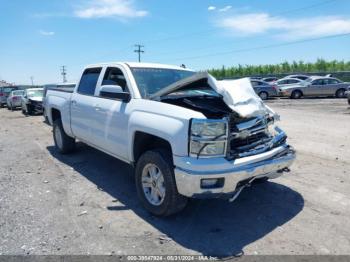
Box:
[258, 91, 269, 100]
[53, 119, 75, 154]
[291, 90, 302, 99]
[135, 149, 188, 217]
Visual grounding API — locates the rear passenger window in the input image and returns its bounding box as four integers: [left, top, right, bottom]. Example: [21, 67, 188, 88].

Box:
[77, 68, 102, 95]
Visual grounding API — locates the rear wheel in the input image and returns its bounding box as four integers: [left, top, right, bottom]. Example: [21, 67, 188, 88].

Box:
[335, 89, 345, 98]
[291, 90, 302, 99]
[53, 119, 75, 154]
[258, 91, 269, 100]
[135, 149, 188, 216]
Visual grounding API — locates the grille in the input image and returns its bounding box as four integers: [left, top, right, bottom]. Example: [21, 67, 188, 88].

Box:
[228, 115, 273, 158]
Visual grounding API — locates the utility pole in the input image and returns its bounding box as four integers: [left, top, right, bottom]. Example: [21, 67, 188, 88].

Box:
[30, 76, 34, 86]
[134, 44, 144, 62]
[60, 66, 67, 83]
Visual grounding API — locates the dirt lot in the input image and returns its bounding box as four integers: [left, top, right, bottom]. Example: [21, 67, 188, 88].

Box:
[0, 98, 349, 257]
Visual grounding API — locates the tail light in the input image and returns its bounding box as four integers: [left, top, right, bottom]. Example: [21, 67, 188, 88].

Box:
[272, 85, 278, 90]
[0, 93, 4, 97]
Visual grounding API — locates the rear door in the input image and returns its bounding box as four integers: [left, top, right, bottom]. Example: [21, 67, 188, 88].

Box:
[70, 67, 102, 142]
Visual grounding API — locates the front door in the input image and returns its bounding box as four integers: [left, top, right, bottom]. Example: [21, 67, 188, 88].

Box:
[92, 66, 130, 161]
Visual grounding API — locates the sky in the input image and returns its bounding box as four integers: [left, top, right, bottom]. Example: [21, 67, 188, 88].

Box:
[0, 0, 350, 85]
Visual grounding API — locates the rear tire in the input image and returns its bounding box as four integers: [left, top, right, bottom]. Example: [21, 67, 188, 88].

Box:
[291, 90, 302, 99]
[135, 149, 188, 217]
[258, 91, 269, 100]
[53, 119, 75, 154]
[335, 89, 345, 98]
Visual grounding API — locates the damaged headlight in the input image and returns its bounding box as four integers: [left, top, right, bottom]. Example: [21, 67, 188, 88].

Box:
[189, 119, 228, 158]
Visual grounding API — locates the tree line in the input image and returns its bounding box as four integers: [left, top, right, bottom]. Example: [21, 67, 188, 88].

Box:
[208, 59, 350, 79]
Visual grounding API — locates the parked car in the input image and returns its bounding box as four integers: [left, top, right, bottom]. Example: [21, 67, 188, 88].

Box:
[6, 90, 25, 110]
[279, 76, 350, 99]
[250, 79, 278, 100]
[45, 62, 295, 216]
[276, 78, 305, 88]
[346, 87, 350, 105]
[43, 83, 76, 121]
[21, 88, 44, 115]
[283, 74, 309, 81]
[262, 77, 278, 83]
[0, 86, 19, 108]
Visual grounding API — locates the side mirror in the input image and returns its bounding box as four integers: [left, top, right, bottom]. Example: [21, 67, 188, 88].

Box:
[99, 85, 131, 102]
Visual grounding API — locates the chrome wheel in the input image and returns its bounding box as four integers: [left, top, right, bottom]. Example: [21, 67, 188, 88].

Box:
[54, 125, 63, 150]
[141, 164, 165, 206]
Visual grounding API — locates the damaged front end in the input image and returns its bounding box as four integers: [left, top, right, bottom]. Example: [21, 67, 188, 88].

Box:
[152, 72, 296, 199]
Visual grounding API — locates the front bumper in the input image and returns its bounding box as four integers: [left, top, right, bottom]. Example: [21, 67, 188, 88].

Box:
[29, 101, 43, 113]
[174, 144, 295, 198]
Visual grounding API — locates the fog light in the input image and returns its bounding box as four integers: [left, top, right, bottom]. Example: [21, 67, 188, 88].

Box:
[201, 178, 224, 189]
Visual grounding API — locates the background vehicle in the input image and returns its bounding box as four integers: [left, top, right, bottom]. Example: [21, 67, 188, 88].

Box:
[0, 86, 18, 108]
[346, 87, 350, 105]
[262, 77, 278, 83]
[45, 62, 295, 216]
[250, 79, 278, 100]
[6, 90, 25, 111]
[21, 88, 44, 115]
[283, 74, 309, 81]
[276, 78, 306, 88]
[280, 76, 350, 99]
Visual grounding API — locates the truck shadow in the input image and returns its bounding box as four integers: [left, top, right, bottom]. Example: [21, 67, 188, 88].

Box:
[47, 143, 304, 257]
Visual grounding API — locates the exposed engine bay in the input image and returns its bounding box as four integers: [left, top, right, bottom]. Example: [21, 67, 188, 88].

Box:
[154, 73, 288, 159]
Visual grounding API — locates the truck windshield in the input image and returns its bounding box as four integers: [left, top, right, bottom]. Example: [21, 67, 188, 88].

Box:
[28, 90, 44, 97]
[131, 68, 195, 98]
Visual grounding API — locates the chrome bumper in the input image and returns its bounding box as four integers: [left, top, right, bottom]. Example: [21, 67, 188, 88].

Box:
[174, 145, 295, 198]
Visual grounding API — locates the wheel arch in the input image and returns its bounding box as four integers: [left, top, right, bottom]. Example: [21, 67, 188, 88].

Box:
[132, 131, 173, 164]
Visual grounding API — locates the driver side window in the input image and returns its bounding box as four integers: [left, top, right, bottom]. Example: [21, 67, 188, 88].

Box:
[102, 67, 128, 91]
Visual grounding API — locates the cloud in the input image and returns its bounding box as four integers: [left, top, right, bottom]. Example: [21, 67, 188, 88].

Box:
[39, 30, 55, 36]
[218, 5, 232, 12]
[74, 0, 148, 19]
[208, 6, 216, 11]
[216, 12, 350, 40]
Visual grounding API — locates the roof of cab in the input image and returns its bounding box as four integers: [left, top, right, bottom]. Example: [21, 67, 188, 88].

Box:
[86, 62, 192, 71]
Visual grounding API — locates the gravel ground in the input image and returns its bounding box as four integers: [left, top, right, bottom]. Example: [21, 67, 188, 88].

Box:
[0, 98, 349, 257]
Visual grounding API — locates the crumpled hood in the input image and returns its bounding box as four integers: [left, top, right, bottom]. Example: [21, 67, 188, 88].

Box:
[29, 97, 43, 102]
[152, 72, 277, 118]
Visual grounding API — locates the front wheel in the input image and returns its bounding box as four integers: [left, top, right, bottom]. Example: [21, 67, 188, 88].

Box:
[135, 150, 188, 216]
[53, 119, 75, 154]
[291, 90, 302, 99]
[258, 91, 269, 100]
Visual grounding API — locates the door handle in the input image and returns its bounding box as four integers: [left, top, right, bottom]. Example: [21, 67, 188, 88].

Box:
[93, 104, 101, 111]
[71, 100, 77, 105]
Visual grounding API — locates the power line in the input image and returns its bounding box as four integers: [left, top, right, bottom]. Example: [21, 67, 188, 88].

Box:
[134, 44, 145, 62]
[60, 66, 67, 83]
[150, 0, 340, 58]
[144, 0, 338, 45]
[163, 33, 350, 62]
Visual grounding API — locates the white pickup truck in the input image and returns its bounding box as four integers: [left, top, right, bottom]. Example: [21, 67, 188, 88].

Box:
[45, 62, 295, 216]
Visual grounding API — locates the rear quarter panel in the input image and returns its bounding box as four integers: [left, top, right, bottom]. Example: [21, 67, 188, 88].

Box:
[46, 91, 73, 137]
